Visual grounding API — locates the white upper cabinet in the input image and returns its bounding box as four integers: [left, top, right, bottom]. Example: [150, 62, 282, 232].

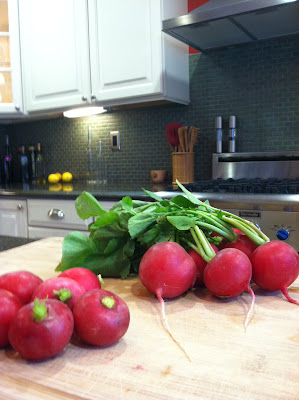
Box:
[19, 0, 189, 114]
[0, 0, 24, 116]
[18, 0, 91, 113]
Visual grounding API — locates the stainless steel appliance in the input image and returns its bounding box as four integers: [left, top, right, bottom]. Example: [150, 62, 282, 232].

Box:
[162, 0, 299, 53]
[161, 151, 299, 250]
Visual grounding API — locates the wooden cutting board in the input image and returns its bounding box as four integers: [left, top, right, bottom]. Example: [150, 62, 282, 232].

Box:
[0, 238, 298, 400]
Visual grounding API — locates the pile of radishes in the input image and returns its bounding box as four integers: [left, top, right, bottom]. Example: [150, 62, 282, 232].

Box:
[0, 268, 130, 361]
[139, 233, 299, 353]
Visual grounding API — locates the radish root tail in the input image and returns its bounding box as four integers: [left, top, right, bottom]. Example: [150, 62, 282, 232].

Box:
[281, 286, 299, 305]
[156, 290, 191, 362]
[244, 285, 255, 330]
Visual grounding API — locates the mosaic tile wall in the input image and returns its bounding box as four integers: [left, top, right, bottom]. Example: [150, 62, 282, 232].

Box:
[1, 35, 298, 183]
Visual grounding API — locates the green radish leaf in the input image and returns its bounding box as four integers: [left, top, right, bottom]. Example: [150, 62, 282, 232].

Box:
[103, 238, 119, 255]
[142, 188, 164, 202]
[176, 180, 202, 206]
[217, 209, 223, 218]
[55, 231, 99, 271]
[170, 195, 196, 209]
[91, 210, 119, 229]
[137, 225, 160, 244]
[155, 230, 176, 243]
[75, 192, 107, 220]
[128, 213, 156, 239]
[167, 216, 196, 230]
[121, 196, 134, 211]
[92, 223, 128, 240]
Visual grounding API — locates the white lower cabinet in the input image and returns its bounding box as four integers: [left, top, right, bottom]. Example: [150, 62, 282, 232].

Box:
[0, 199, 28, 237]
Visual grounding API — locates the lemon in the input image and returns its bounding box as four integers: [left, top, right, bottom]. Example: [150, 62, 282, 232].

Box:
[48, 174, 60, 184]
[55, 172, 62, 182]
[62, 172, 73, 182]
[49, 183, 62, 192]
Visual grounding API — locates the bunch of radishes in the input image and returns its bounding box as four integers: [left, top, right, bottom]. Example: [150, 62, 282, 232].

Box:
[139, 234, 299, 356]
[0, 268, 130, 361]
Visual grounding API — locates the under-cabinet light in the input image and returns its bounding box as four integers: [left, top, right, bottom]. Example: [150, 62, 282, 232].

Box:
[63, 106, 107, 118]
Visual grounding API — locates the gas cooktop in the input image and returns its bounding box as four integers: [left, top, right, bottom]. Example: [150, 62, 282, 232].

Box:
[171, 178, 299, 195]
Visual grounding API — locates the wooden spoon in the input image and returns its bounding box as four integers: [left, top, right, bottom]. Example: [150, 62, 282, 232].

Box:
[178, 127, 186, 152]
[189, 127, 199, 153]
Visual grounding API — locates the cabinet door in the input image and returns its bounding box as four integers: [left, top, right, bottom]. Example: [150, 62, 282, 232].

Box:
[0, 0, 24, 116]
[19, 0, 91, 112]
[0, 199, 28, 237]
[89, 0, 163, 102]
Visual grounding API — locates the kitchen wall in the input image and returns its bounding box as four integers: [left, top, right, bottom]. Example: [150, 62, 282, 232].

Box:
[1, 35, 299, 184]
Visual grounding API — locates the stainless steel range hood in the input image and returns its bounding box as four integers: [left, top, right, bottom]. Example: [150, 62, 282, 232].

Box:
[162, 0, 299, 53]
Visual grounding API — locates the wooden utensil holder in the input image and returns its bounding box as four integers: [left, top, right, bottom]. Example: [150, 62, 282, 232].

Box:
[172, 152, 194, 187]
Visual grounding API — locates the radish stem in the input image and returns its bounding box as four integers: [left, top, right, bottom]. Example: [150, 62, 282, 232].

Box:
[32, 298, 47, 322]
[156, 288, 191, 362]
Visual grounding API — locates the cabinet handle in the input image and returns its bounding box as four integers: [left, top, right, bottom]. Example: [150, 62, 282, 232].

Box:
[15, 104, 20, 111]
[91, 94, 96, 101]
[82, 96, 88, 101]
[17, 204, 23, 210]
[48, 209, 64, 219]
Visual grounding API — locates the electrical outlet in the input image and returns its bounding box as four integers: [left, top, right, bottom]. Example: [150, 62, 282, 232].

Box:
[110, 131, 120, 150]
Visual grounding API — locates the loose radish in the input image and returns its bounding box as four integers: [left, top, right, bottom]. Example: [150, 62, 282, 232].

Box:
[0, 271, 43, 304]
[58, 267, 103, 292]
[31, 277, 85, 310]
[203, 248, 255, 328]
[0, 289, 22, 347]
[8, 298, 74, 361]
[219, 233, 258, 259]
[188, 244, 219, 286]
[73, 289, 130, 346]
[251, 241, 299, 305]
[139, 242, 196, 359]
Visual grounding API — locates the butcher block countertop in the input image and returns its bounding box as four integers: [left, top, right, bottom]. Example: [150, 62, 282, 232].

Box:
[0, 238, 298, 400]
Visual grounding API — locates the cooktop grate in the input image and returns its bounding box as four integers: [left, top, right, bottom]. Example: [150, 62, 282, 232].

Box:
[171, 178, 299, 194]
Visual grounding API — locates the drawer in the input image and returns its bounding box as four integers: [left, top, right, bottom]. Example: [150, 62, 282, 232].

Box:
[27, 199, 93, 230]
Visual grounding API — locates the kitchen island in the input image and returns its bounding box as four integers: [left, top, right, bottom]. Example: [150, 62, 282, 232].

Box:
[0, 238, 298, 400]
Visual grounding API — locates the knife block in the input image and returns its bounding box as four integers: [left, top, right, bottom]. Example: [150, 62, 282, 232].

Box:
[172, 152, 194, 187]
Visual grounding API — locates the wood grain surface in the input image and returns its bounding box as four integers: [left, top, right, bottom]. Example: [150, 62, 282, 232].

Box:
[0, 237, 298, 400]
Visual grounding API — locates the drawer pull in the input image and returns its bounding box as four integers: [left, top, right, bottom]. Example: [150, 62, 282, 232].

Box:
[48, 209, 64, 219]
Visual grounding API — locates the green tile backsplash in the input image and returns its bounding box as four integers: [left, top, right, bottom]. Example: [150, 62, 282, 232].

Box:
[1, 35, 298, 184]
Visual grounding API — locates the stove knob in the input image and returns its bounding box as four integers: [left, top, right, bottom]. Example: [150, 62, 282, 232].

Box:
[276, 229, 289, 241]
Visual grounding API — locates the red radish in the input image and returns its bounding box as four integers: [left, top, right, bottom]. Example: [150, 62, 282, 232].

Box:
[203, 248, 255, 328]
[139, 242, 196, 299]
[251, 241, 299, 305]
[139, 242, 196, 359]
[0, 270, 43, 304]
[8, 298, 74, 361]
[58, 267, 102, 292]
[219, 234, 258, 259]
[187, 244, 219, 286]
[31, 277, 85, 310]
[0, 289, 22, 347]
[73, 289, 130, 346]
